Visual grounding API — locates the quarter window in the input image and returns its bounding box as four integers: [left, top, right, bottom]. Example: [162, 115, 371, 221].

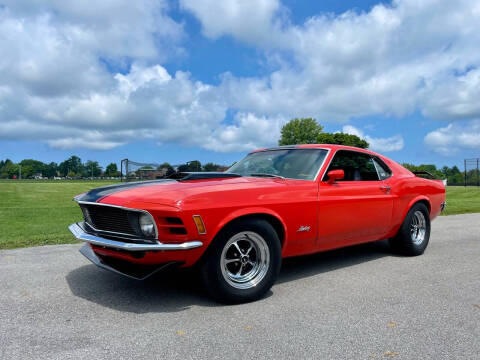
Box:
[372, 157, 392, 180]
[324, 150, 379, 181]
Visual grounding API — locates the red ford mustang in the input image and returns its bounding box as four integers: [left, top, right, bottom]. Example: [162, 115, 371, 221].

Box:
[69, 144, 446, 303]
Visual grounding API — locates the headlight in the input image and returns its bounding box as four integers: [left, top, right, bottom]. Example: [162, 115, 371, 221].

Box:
[139, 213, 156, 238]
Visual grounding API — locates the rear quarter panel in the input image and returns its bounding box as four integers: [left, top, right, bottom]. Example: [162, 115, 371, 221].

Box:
[386, 175, 445, 237]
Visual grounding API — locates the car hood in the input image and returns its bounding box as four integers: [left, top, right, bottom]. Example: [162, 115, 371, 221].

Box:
[75, 177, 286, 209]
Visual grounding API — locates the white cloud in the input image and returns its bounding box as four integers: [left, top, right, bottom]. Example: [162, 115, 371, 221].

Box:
[0, 0, 184, 60]
[424, 120, 480, 156]
[342, 125, 404, 152]
[204, 113, 286, 152]
[0, 1, 285, 152]
[1, 0, 480, 155]
[367, 134, 405, 153]
[421, 68, 480, 121]
[212, 0, 480, 124]
[0, 63, 229, 150]
[179, 0, 284, 45]
[115, 64, 172, 95]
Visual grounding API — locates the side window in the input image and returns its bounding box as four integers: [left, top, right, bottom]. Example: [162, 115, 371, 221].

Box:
[324, 150, 380, 181]
[372, 157, 392, 180]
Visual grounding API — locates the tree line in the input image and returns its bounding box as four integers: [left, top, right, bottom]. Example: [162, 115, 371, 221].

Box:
[0, 156, 119, 179]
[0, 118, 473, 184]
[401, 163, 476, 185]
[400, 163, 459, 181]
[130, 161, 228, 180]
[0, 157, 229, 179]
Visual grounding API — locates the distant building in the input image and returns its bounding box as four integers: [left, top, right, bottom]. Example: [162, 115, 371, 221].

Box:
[136, 168, 168, 179]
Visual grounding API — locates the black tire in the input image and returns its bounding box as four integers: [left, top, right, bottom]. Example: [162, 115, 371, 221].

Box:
[200, 218, 282, 304]
[389, 202, 430, 256]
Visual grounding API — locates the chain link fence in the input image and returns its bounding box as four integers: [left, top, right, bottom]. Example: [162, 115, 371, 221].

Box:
[464, 158, 480, 186]
[120, 159, 225, 182]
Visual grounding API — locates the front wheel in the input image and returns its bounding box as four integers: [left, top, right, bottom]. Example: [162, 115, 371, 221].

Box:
[200, 219, 281, 304]
[389, 202, 430, 256]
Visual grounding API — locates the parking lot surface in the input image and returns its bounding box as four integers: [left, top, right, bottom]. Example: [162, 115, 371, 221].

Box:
[1, 213, 479, 359]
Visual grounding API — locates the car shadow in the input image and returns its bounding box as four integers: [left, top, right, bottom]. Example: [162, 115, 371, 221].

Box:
[278, 239, 392, 284]
[66, 240, 393, 313]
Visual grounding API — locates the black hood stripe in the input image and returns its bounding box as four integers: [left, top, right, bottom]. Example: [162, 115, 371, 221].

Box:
[75, 179, 177, 203]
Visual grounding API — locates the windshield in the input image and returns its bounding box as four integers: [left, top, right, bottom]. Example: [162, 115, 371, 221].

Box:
[226, 149, 328, 180]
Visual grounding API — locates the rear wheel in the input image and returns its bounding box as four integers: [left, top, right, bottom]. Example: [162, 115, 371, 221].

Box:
[389, 202, 430, 256]
[200, 219, 281, 304]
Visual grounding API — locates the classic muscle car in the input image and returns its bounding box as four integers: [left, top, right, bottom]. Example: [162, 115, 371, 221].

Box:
[69, 144, 446, 303]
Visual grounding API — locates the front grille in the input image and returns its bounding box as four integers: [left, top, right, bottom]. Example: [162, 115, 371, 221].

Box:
[81, 204, 137, 236]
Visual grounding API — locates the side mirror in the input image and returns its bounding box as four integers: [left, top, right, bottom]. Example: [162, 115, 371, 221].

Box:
[326, 169, 344, 184]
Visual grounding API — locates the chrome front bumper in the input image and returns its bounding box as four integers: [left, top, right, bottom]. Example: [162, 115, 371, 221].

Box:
[69, 222, 203, 251]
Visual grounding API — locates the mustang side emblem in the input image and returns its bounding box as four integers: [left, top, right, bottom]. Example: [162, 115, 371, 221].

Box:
[297, 226, 311, 232]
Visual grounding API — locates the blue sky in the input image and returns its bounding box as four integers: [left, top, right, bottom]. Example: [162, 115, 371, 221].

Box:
[1, 0, 479, 169]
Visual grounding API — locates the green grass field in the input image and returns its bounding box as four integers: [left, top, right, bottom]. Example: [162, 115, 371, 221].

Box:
[441, 186, 480, 216]
[0, 181, 479, 249]
[0, 180, 117, 249]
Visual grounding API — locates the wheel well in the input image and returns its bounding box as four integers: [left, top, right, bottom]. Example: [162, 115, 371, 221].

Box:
[414, 199, 431, 214]
[218, 213, 285, 248]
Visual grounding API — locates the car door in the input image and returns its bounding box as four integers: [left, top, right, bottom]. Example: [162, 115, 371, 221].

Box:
[317, 150, 393, 249]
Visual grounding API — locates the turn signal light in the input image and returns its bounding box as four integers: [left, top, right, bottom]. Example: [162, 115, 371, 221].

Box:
[193, 215, 206, 234]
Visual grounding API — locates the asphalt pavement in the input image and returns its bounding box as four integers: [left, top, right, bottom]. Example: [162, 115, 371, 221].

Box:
[1, 213, 479, 359]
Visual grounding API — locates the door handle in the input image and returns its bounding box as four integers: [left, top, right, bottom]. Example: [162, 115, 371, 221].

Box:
[380, 185, 391, 194]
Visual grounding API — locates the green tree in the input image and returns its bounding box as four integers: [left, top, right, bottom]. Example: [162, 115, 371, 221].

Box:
[44, 162, 58, 178]
[1, 160, 9, 178]
[278, 118, 323, 145]
[317, 132, 369, 149]
[278, 118, 369, 148]
[19, 159, 46, 178]
[105, 163, 118, 176]
[59, 156, 83, 176]
[401, 163, 444, 179]
[20, 165, 33, 178]
[157, 162, 172, 170]
[178, 160, 202, 172]
[157, 162, 175, 176]
[203, 162, 222, 171]
[84, 160, 102, 177]
[2, 162, 20, 179]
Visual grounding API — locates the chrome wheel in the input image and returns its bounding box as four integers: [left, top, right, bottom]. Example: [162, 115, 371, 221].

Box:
[410, 210, 426, 245]
[220, 231, 270, 290]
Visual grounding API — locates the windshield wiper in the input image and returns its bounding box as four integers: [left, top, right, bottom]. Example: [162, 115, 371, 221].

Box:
[249, 173, 285, 180]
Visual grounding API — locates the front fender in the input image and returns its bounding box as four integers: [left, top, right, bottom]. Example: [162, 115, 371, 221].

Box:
[209, 207, 288, 249]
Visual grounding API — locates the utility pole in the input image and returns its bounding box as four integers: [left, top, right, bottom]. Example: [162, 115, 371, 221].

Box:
[464, 159, 467, 187]
[19, 165, 22, 180]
